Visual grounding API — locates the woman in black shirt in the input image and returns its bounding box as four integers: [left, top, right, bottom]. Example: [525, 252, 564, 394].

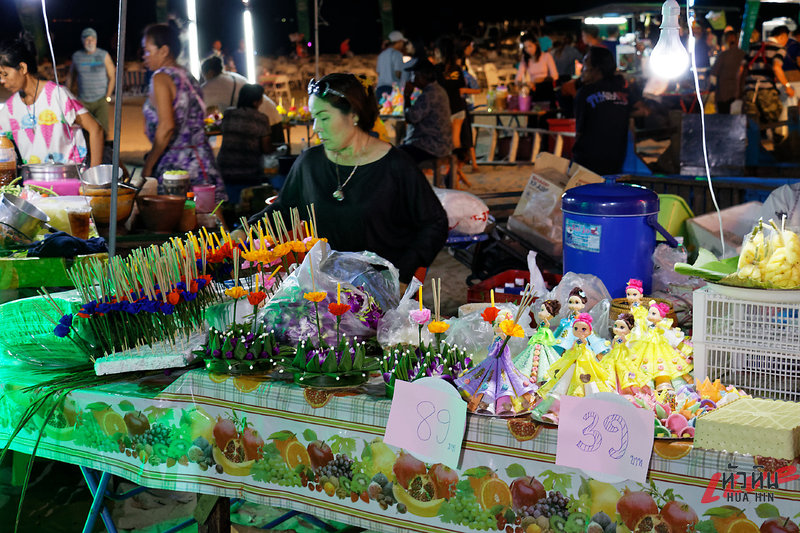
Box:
[249, 73, 448, 284]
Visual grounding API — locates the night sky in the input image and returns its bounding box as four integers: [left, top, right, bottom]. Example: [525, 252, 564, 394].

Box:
[1, 0, 797, 62]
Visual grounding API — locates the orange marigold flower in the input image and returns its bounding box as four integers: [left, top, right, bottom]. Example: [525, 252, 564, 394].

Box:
[225, 286, 248, 299]
[304, 237, 327, 251]
[499, 319, 524, 338]
[272, 243, 291, 257]
[328, 302, 350, 316]
[303, 291, 327, 303]
[167, 291, 181, 305]
[428, 320, 450, 334]
[288, 240, 307, 253]
[481, 306, 499, 323]
[247, 291, 267, 306]
[241, 249, 274, 264]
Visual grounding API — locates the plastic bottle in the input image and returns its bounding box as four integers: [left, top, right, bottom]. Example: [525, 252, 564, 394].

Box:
[179, 192, 197, 232]
[0, 136, 17, 186]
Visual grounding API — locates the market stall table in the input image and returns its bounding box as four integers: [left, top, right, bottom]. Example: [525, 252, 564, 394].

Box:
[1, 360, 798, 533]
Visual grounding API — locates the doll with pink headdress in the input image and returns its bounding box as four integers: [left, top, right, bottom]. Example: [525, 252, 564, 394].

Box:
[538, 313, 615, 398]
[627, 301, 693, 390]
[625, 279, 648, 322]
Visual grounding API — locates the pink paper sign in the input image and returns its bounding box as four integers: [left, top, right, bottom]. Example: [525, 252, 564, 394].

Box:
[383, 378, 467, 469]
[556, 393, 654, 483]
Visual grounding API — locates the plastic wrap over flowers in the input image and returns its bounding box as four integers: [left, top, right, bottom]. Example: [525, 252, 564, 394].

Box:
[377, 278, 436, 347]
[258, 241, 393, 344]
[443, 303, 533, 363]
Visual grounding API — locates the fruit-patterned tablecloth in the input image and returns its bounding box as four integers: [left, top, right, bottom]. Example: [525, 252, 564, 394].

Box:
[1, 363, 798, 533]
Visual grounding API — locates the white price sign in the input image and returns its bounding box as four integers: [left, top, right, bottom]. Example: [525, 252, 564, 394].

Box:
[383, 378, 467, 469]
[556, 393, 654, 483]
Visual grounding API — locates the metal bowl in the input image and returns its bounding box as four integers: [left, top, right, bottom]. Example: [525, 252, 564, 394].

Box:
[80, 165, 126, 187]
[21, 163, 80, 182]
[0, 193, 50, 243]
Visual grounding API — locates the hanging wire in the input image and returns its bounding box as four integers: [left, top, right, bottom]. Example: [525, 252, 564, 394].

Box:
[39, 0, 76, 147]
[686, 0, 726, 257]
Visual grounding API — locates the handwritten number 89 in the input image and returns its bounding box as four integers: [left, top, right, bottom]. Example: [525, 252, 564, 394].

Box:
[416, 401, 451, 444]
[576, 410, 629, 459]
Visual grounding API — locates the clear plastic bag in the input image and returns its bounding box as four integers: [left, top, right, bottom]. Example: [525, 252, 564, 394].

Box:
[545, 272, 612, 339]
[759, 184, 800, 230]
[652, 241, 689, 293]
[377, 278, 435, 347]
[432, 188, 490, 235]
[260, 241, 399, 344]
[444, 302, 533, 362]
[527, 250, 548, 298]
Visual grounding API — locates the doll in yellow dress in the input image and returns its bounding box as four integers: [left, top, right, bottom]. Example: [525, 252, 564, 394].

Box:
[625, 278, 649, 341]
[538, 313, 615, 398]
[627, 302, 693, 390]
[599, 313, 648, 394]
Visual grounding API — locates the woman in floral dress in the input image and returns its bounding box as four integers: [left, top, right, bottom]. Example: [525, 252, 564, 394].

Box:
[141, 22, 226, 201]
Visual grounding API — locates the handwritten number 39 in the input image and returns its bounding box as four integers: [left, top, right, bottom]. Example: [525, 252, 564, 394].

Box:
[576, 411, 629, 459]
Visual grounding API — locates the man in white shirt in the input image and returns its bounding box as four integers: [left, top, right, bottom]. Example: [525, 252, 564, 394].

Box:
[200, 57, 284, 143]
[376, 30, 407, 100]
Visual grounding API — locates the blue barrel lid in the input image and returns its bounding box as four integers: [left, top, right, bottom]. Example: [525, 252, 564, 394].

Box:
[562, 182, 659, 216]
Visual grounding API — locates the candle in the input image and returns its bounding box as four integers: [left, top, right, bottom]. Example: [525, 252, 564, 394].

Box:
[337, 282, 341, 304]
[304, 221, 310, 238]
[491, 289, 495, 307]
[418, 286, 423, 311]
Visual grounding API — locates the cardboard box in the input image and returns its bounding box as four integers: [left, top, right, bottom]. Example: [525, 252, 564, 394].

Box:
[507, 153, 604, 259]
[686, 201, 763, 259]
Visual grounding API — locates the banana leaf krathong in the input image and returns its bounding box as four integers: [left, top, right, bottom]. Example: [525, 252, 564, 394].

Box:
[381, 341, 472, 398]
[275, 337, 379, 388]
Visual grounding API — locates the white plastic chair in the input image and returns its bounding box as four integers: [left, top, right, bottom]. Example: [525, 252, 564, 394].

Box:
[483, 63, 500, 88]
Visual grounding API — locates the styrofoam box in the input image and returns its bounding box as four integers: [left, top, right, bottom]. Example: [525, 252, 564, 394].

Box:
[686, 201, 763, 259]
[693, 285, 800, 401]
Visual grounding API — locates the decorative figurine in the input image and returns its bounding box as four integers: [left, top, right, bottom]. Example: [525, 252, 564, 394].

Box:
[553, 287, 609, 354]
[599, 313, 647, 394]
[627, 301, 693, 391]
[538, 313, 615, 398]
[513, 299, 561, 382]
[456, 288, 538, 416]
[625, 278, 649, 342]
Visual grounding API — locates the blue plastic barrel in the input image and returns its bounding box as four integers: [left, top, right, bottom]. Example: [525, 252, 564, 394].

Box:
[562, 182, 676, 298]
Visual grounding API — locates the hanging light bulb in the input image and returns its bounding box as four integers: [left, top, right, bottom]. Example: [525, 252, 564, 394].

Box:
[649, 0, 689, 79]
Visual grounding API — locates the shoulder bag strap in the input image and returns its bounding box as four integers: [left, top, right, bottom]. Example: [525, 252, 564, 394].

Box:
[229, 77, 238, 107]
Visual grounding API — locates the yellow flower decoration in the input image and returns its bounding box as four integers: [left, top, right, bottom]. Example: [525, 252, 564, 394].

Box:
[288, 240, 307, 253]
[499, 319, 524, 338]
[303, 291, 327, 303]
[225, 286, 248, 299]
[241, 249, 274, 264]
[427, 320, 450, 334]
[272, 243, 291, 257]
[304, 237, 327, 251]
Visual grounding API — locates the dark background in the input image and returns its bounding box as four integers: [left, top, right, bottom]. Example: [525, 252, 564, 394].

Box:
[1, 0, 798, 62]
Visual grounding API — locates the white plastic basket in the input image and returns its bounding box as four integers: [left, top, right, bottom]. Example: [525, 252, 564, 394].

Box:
[693, 285, 800, 401]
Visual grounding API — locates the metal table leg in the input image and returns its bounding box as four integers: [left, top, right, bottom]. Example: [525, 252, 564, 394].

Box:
[80, 466, 114, 533]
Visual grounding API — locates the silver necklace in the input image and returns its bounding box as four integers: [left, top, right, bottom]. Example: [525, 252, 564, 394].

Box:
[333, 154, 359, 201]
[21, 78, 40, 126]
